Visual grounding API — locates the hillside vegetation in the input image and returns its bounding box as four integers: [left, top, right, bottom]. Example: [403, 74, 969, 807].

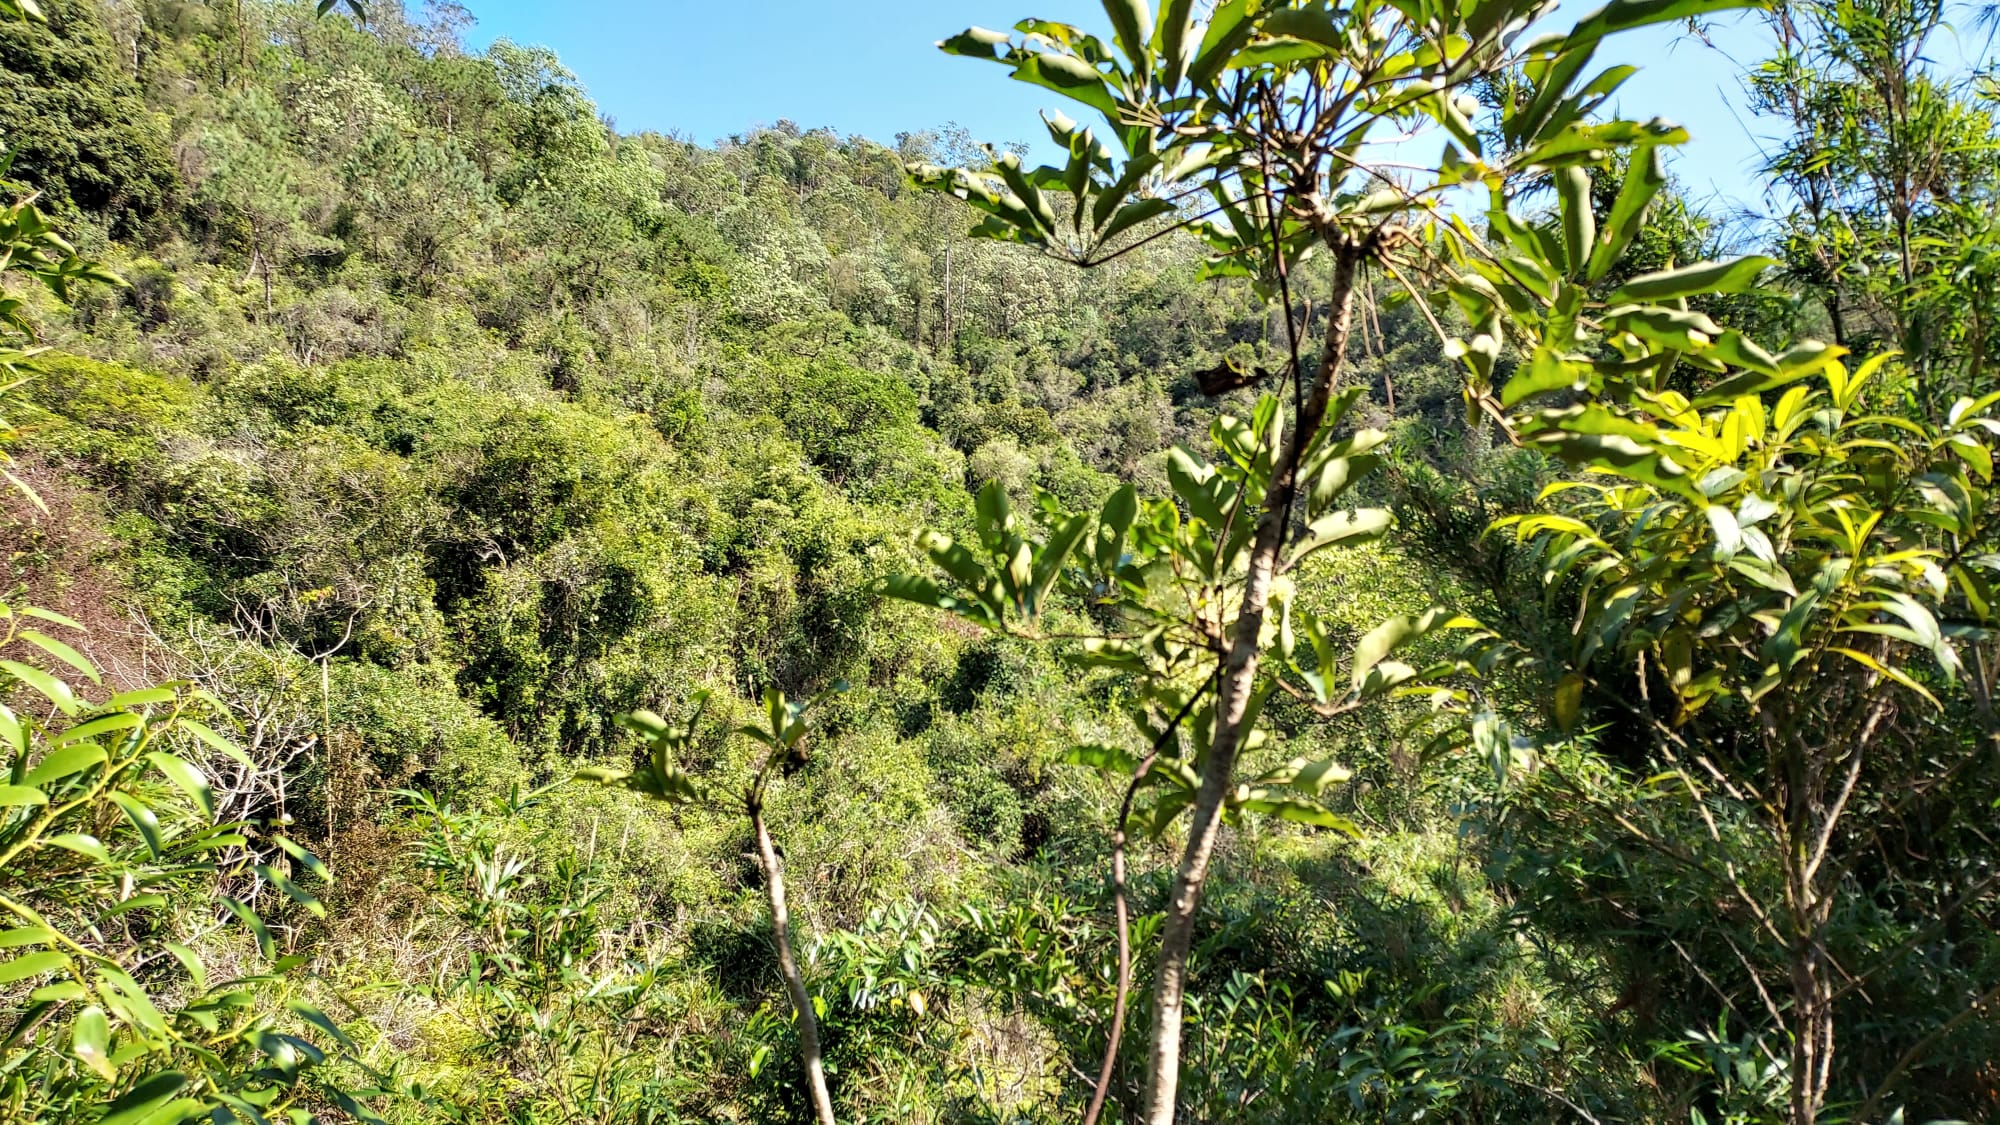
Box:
[0, 1, 1997, 1123]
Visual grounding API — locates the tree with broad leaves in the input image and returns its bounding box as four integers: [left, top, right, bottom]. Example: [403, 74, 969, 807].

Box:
[893, 0, 1806, 1120]
[579, 687, 844, 1125]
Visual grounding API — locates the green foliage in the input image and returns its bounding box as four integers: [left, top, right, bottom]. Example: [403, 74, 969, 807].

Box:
[0, 601, 381, 1123]
[0, 170, 124, 504]
[0, 0, 177, 234]
[393, 787, 693, 1123]
[0, 0, 1994, 1122]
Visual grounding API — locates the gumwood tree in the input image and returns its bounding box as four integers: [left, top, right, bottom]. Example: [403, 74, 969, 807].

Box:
[895, 0, 1767, 1119]
[1436, 48, 2000, 1121]
[1494, 348, 2000, 1123]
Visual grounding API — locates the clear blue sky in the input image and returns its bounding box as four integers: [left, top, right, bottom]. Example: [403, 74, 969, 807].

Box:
[460, 1, 1785, 218]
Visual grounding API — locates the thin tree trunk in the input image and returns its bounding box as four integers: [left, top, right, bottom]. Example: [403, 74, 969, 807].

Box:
[1787, 921, 1834, 1125]
[1141, 246, 1364, 1125]
[1084, 818, 1134, 1125]
[751, 799, 835, 1125]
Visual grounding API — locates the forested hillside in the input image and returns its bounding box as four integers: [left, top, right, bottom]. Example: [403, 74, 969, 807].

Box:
[0, 1, 1996, 1123]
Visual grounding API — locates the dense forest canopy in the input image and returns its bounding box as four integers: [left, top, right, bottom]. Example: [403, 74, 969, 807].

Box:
[0, 0, 1996, 1123]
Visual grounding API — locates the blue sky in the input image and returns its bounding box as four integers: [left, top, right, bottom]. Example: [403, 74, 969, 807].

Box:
[462, 1, 1784, 218]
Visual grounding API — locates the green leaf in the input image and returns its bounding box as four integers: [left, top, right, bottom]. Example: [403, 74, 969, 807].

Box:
[104, 687, 175, 710]
[1606, 304, 1723, 349]
[221, 897, 276, 960]
[1565, 0, 1761, 47]
[100, 1072, 189, 1125]
[0, 784, 46, 806]
[1141, 789, 1197, 837]
[1262, 8, 1345, 51]
[288, 1000, 356, 1051]
[30, 980, 87, 1002]
[616, 708, 672, 742]
[0, 701, 23, 757]
[1094, 197, 1176, 249]
[1290, 509, 1394, 567]
[877, 573, 997, 629]
[19, 630, 99, 685]
[1607, 256, 1776, 303]
[1352, 609, 1469, 689]
[72, 1005, 115, 1081]
[48, 833, 109, 862]
[271, 835, 330, 883]
[1830, 647, 1940, 709]
[1306, 453, 1383, 517]
[1188, 0, 1261, 90]
[54, 711, 143, 748]
[1031, 513, 1090, 615]
[108, 790, 164, 859]
[146, 752, 214, 819]
[19, 607, 83, 630]
[1528, 429, 1695, 498]
[1471, 712, 1520, 786]
[1228, 36, 1329, 67]
[1233, 797, 1361, 834]
[975, 480, 1014, 551]
[174, 719, 254, 768]
[1095, 484, 1139, 572]
[259, 864, 326, 918]
[1951, 433, 1994, 482]
[0, 926, 55, 948]
[1503, 348, 1589, 408]
[1691, 340, 1842, 404]
[1254, 756, 1353, 796]
[1155, 0, 1197, 83]
[163, 942, 205, 993]
[1554, 672, 1585, 732]
[1102, 0, 1154, 68]
[993, 154, 1058, 236]
[1706, 504, 1743, 562]
[939, 26, 1012, 59]
[1167, 446, 1232, 528]
[1011, 53, 1119, 122]
[0, 950, 66, 983]
[1509, 41, 1603, 148]
[99, 894, 166, 923]
[1588, 146, 1667, 280]
[94, 966, 168, 1036]
[0, 660, 77, 716]
[1557, 166, 1594, 276]
[1516, 118, 1688, 169]
[1061, 743, 1142, 773]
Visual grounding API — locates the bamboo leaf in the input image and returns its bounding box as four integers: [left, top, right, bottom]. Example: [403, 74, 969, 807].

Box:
[0, 950, 66, 984]
[0, 660, 77, 716]
[19, 630, 99, 685]
[146, 752, 215, 819]
[108, 791, 164, 859]
[72, 1006, 115, 1081]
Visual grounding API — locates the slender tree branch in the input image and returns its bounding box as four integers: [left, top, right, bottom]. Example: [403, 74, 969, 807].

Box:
[1084, 672, 1218, 1125]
